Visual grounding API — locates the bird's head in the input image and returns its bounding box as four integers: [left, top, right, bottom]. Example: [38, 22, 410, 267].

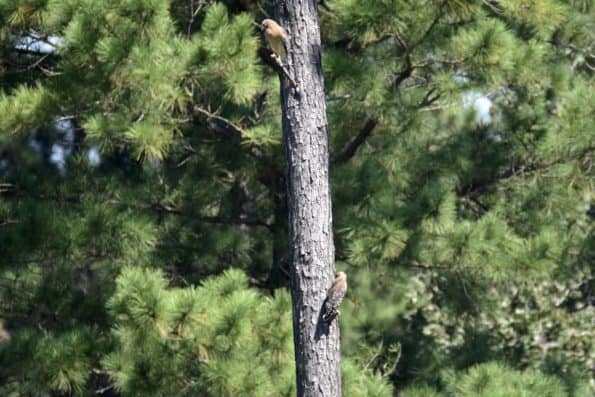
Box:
[261, 19, 273, 32]
[335, 272, 346, 280]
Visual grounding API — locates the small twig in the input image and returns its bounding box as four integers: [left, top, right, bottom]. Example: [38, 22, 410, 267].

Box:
[24, 53, 51, 71]
[432, 57, 466, 66]
[402, 261, 450, 270]
[270, 53, 300, 94]
[393, 29, 408, 51]
[418, 102, 457, 112]
[456, 270, 475, 304]
[190, 100, 267, 159]
[38, 65, 62, 76]
[0, 183, 14, 193]
[482, 0, 503, 13]
[363, 342, 384, 370]
[192, 105, 245, 137]
[23, 32, 61, 49]
[461, 195, 488, 214]
[247, 91, 268, 127]
[96, 385, 113, 395]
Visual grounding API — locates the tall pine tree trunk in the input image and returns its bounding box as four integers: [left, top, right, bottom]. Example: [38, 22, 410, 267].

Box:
[274, 1, 341, 396]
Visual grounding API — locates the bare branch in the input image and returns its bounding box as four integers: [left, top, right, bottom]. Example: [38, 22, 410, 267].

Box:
[332, 118, 378, 165]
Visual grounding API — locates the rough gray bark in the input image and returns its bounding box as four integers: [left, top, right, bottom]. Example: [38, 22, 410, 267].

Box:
[273, 1, 341, 396]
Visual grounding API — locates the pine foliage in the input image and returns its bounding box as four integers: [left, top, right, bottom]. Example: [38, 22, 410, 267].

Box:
[102, 268, 388, 396]
[401, 361, 585, 397]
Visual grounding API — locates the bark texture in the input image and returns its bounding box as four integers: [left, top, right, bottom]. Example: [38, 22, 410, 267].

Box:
[274, 1, 341, 396]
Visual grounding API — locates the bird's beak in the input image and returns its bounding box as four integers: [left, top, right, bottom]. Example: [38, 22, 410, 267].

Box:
[260, 24, 265, 32]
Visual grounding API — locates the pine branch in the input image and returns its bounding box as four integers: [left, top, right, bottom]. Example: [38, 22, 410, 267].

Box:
[186, 0, 207, 37]
[393, 63, 415, 90]
[149, 201, 273, 230]
[192, 105, 244, 141]
[95, 385, 114, 395]
[391, 2, 458, 91]
[418, 88, 441, 108]
[191, 105, 266, 159]
[412, 0, 448, 49]
[457, 147, 594, 196]
[9, 47, 51, 56]
[548, 38, 595, 60]
[460, 195, 488, 215]
[22, 32, 61, 49]
[2, 187, 273, 230]
[547, 38, 595, 71]
[332, 118, 378, 165]
[247, 91, 268, 127]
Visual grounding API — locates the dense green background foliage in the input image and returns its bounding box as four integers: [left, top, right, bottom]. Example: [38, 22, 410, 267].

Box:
[0, 0, 592, 395]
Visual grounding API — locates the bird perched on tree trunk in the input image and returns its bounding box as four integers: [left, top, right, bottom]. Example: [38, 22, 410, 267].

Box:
[260, 18, 299, 94]
[261, 18, 288, 61]
[322, 272, 347, 322]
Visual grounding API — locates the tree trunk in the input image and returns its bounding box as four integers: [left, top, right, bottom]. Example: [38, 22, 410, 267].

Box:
[274, 1, 341, 396]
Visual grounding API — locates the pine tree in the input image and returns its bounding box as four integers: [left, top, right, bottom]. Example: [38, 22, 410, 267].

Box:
[272, 0, 342, 395]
